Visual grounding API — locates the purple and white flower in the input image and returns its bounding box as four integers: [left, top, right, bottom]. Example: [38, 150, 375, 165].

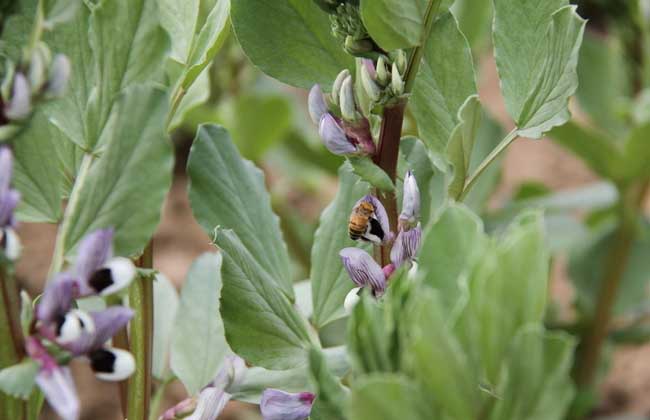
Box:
[260, 389, 315, 420]
[340, 247, 386, 296]
[0, 147, 21, 260]
[352, 194, 391, 245]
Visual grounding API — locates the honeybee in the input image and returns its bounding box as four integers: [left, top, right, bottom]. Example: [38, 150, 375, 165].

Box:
[348, 201, 385, 244]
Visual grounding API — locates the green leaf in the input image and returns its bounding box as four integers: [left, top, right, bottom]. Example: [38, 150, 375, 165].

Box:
[0, 359, 38, 400]
[152, 274, 179, 380]
[459, 211, 549, 383]
[187, 124, 293, 297]
[348, 157, 394, 193]
[549, 121, 623, 180]
[308, 348, 347, 420]
[220, 94, 293, 161]
[158, 0, 201, 62]
[311, 165, 370, 328]
[359, 0, 449, 51]
[489, 327, 575, 420]
[452, 0, 492, 50]
[399, 136, 446, 225]
[621, 122, 650, 181]
[417, 204, 487, 310]
[231, 0, 354, 89]
[348, 374, 434, 420]
[218, 229, 315, 370]
[85, 0, 170, 148]
[63, 85, 173, 257]
[577, 32, 632, 136]
[493, 1, 586, 138]
[404, 290, 482, 420]
[447, 95, 481, 200]
[170, 253, 226, 395]
[411, 11, 477, 153]
[43, 0, 80, 27]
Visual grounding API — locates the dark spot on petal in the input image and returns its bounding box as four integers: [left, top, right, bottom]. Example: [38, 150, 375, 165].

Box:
[368, 218, 384, 240]
[89, 348, 116, 374]
[88, 268, 114, 293]
[55, 314, 66, 336]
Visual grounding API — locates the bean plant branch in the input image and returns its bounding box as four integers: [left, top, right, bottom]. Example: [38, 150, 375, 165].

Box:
[574, 179, 650, 388]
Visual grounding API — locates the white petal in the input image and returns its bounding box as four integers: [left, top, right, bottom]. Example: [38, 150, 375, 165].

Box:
[99, 257, 136, 296]
[344, 287, 362, 315]
[3, 228, 21, 260]
[92, 348, 135, 381]
[57, 310, 95, 345]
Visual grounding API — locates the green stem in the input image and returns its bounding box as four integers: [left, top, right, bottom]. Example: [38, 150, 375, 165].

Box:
[25, 0, 44, 56]
[460, 129, 518, 201]
[48, 153, 94, 276]
[148, 375, 176, 420]
[166, 86, 186, 131]
[573, 180, 650, 388]
[0, 264, 26, 420]
[403, 0, 444, 94]
[127, 243, 154, 420]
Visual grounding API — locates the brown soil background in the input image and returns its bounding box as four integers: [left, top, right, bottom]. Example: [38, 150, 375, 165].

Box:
[13, 56, 650, 419]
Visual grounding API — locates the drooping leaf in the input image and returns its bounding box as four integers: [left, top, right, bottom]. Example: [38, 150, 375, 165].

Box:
[446, 95, 481, 200]
[152, 274, 179, 380]
[0, 359, 39, 400]
[171, 253, 226, 395]
[359, 0, 450, 51]
[187, 124, 293, 297]
[621, 122, 650, 181]
[411, 11, 477, 153]
[218, 229, 316, 370]
[493, 1, 586, 138]
[63, 85, 173, 257]
[348, 374, 434, 420]
[549, 121, 622, 180]
[348, 157, 394, 193]
[311, 164, 370, 328]
[417, 204, 487, 310]
[231, 0, 354, 89]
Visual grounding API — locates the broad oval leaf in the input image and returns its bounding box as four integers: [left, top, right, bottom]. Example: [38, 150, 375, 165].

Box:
[311, 165, 371, 329]
[231, 0, 354, 89]
[218, 229, 316, 370]
[348, 157, 394, 193]
[152, 274, 179, 380]
[170, 253, 227, 395]
[63, 85, 173, 257]
[493, 1, 586, 138]
[411, 11, 477, 153]
[187, 124, 293, 297]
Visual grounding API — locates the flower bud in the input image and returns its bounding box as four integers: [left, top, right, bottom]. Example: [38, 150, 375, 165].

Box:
[308, 84, 328, 125]
[399, 170, 420, 225]
[319, 113, 357, 155]
[395, 50, 408, 74]
[391, 62, 404, 96]
[331, 69, 350, 106]
[1, 60, 16, 100]
[5, 73, 32, 120]
[47, 54, 71, 97]
[360, 63, 381, 102]
[260, 389, 315, 420]
[376, 56, 389, 86]
[28, 44, 51, 92]
[344, 36, 375, 56]
[390, 224, 422, 269]
[339, 75, 357, 121]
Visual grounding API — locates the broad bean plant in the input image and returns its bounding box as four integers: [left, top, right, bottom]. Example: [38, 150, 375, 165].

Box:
[4, 0, 645, 419]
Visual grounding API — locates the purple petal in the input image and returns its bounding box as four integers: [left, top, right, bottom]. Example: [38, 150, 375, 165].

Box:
[342, 118, 376, 155]
[399, 171, 420, 224]
[36, 273, 77, 325]
[260, 389, 314, 420]
[5, 72, 31, 120]
[74, 229, 114, 293]
[361, 58, 377, 79]
[0, 189, 19, 228]
[35, 364, 79, 420]
[186, 387, 231, 420]
[65, 306, 133, 355]
[339, 247, 386, 295]
[0, 147, 12, 194]
[308, 84, 328, 125]
[212, 355, 247, 391]
[390, 224, 422, 268]
[319, 113, 356, 155]
[354, 195, 390, 244]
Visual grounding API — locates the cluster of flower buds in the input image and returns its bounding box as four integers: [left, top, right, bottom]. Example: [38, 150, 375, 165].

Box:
[359, 51, 408, 103]
[309, 70, 375, 156]
[1, 42, 71, 141]
[312, 0, 380, 57]
[0, 147, 21, 261]
[27, 229, 137, 420]
[340, 171, 421, 312]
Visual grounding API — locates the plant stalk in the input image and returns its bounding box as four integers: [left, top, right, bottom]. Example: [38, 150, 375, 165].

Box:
[127, 242, 155, 420]
[0, 264, 26, 420]
[48, 153, 95, 276]
[574, 180, 650, 387]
